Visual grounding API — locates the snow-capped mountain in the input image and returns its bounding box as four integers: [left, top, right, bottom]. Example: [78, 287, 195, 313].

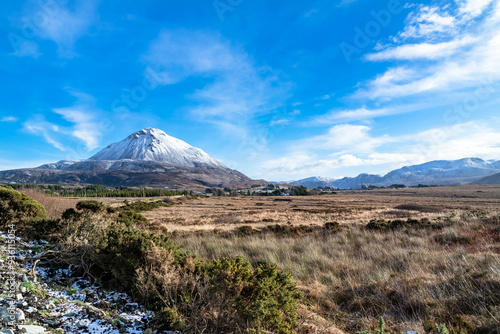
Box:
[0, 128, 263, 189]
[88, 128, 223, 168]
[289, 158, 500, 189]
[288, 176, 337, 189]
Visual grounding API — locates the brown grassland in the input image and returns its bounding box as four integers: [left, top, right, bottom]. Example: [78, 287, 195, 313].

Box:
[23, 185, 500, 333]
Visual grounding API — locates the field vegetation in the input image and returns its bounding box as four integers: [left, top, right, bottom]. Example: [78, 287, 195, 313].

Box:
[1, 185, 499, 333]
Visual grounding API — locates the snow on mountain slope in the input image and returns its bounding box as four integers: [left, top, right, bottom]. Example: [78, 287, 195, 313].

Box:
[289, 176, 338, 188]
[332, 173, 383, 189]
[88, 128, 223, 168]
[37, 160, 82, 170]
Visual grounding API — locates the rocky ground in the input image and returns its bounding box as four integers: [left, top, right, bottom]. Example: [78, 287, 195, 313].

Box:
[0, 231, 154, 334]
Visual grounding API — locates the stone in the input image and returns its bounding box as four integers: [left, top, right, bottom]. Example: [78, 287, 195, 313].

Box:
[41, 318, 60, 327]
[45, 302, 56, 310]
[0, 329, 15, 334]
[76, 320, 89, 328]
[25, 307, 37, 314]
[18, 325, 45, 334]
[143, 329, 153, 334]
[0, 307, 25, 324]
[21, 275, 29, 283]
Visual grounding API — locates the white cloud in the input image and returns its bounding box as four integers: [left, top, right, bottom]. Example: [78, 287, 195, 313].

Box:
[366, 35, 477, 61]
[358, 0, 500, 99]
[1, 116, 18, 122]
[293, 124, 395, 156]
[458, 0, 494, 18]
[398, 5, 458, 41]
[310, 106, 399, 124]
[52, 108, 100, 150]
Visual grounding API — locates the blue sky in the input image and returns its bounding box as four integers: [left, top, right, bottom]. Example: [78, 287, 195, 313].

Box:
[1, 0, 500, 180]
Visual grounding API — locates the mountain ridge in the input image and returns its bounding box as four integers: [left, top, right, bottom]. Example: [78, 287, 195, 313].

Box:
[282, 158, 500, 189]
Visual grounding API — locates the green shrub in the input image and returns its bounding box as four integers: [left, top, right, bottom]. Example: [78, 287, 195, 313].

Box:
[117, 210, 149, 227]
[120, 201, 168, 212]
[205, 256, 301, 333]
[0, 186, 47, 226]
[75, 200, 105, 213]
[61, 208, 81, 221]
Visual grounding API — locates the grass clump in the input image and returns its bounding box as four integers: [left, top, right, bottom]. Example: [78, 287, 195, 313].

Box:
[366, 218, 437, 230]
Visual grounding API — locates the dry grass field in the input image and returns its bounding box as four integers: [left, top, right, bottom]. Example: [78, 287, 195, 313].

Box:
[22, 185, 500, 333]
[138, 185, 500, 232]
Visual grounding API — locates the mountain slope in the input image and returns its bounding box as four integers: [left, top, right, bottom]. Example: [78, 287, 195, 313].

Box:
[0, 128, 263, 189]
[474, 172, 500, 185]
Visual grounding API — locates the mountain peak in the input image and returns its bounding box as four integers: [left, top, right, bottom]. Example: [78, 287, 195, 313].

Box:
[88, 128, 222, 167]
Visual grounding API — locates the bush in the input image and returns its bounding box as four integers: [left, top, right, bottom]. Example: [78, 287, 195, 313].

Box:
[117, 210, 149, 227]
[139, 255, 301, 333]
[76, 200, 105, 213]
[0, 186, 47, 226]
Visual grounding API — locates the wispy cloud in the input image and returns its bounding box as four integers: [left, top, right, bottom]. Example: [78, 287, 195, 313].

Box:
[1, 116, 18, 122]
[23, 89, 102, 151]
[20, 0, 99, 57]
[52, 107, 100, 150]
[366, 35, 477, 61]
[144, 30, 289, 125]
[24, 115, 66, 151]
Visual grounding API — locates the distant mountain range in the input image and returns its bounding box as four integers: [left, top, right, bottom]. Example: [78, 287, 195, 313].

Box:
[278, 158, 500, 189]
[0, 128, 263, 189]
